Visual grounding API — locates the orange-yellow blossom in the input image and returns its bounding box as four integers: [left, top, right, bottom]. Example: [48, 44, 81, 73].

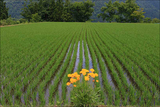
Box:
[67, 82, 70, 86]
[80, 70, 87, 76]
[73, 72, 78, 77]
[76, 74, 80, 81]
[82, 72, 86, 76]
[88, 73, 95, 78]
[75, 74, 80, 78]
[82, 69, 86, 71]
[86, 70, 89, 72]
[95, 73, 98, 77]
[68, 74, 73, 77]
[85, 76, 89, 81]
[70, 78, 77, 83]
[96, 80, 99, 82]
[90, 68, 95, 72]
[77, 77, 80, 81]
[74, 85, 76, 87]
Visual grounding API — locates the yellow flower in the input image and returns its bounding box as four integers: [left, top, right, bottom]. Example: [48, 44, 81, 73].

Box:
[90, 68, 95, 72]
[76, 75, 80, 80]
[73, 72, 78, 75]
[88, 73, 95, 78]
[66, 82, 71, 86]
[85, 76, 89, 81]
[68, 74, 72, 77]
[70, 78, 77, 83]
[77, 77, 80, 81]
[74, 85, 76, 87]
[94, 73, 98, 77]
[87, 73, 92, 76]
[80, 70, 83, 73]
[96, 80, 99, 82]
[86, 70, 89, 72]
[77, 75, 80, 78]
[82, 72, 86, 76]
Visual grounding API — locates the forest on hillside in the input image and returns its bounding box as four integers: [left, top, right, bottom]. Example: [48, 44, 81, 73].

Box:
[4, 0, 160, 21]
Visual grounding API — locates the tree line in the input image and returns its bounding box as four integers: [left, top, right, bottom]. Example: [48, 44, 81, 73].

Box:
[97, 0, 160, 23]
[20, 0, 95, 22]
[0, 0, 160, 23]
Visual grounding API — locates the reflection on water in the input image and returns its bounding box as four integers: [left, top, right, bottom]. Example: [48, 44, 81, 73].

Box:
[102, 58, 116, 90]
[67, 42, 80, 103]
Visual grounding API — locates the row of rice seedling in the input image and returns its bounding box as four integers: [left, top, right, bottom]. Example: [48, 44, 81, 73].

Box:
[2, 23, 72, 83]
[64, 26, 84, 104]
[77, 26, 83, 74]
[85, 26, 107, 104]
[62, 34, 80, 104]
[47, 43, 72, 103]
[1, 38, 65, 105]
[1, 36, 64, 91]
[97, 24, 159, 73]
[95, 23, 159, 70]
[85, 26, 114, 105]
[47, 32, 78, 105]
[105, 31, 160, 81]
[1, 30, 58, 78]
[90, 28, 129, 106]
[92, 26, 139, 106]
[91, 24, 159, 106]
[1, 23, 81, 105]
[90, 27, 140, 105]
[1, 31, 72, 105]
[23, 30, 76, 105]
[1, 35, 52, 72]
[95, 26, 159, 93]
[33, 31, 76, 105]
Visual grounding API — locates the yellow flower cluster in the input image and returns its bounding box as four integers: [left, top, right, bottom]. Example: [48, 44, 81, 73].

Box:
[66, 68, 99, 87]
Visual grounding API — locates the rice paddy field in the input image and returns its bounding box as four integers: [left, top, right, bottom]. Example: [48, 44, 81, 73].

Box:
[0, 22, 160, 106]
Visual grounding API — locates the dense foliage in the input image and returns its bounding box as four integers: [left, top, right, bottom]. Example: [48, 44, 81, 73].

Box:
[20, 0, 95, 22]
[97, 0, 145, 23]
[3, 0, 160, 22]
[0, 0, 8, 20]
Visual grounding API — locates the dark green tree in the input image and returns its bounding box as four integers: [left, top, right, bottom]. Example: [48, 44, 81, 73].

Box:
[123, 0, 140, 22]
[31, 13, 41, 22]
[97, 0, 117, 22]
[20, 0, 95, 22]
[0, 0, 9, 20]
[71, 0, 95, 22]
[21, 0, 39, 21]
[83, 0, 95, 21]
[152, 18, 160, 23]
[39, 0, 50, 21]
[62, 0, 73, 22]
[54, 0, 64, 21]
[48, 0, 56, 21]
[130, 8, 145, 22]
[144, 17, 152, 23]
[98, 0, 145, 23]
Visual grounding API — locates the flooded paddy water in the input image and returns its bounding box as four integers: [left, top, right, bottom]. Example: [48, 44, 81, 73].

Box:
[44, 44, 72, 105]
[66, 42, 79, 103]
[101, 58, 116, 90]
[1, 23, 159, 106]
[86, 43, 94, 87]
[96, 59, 108, 105]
